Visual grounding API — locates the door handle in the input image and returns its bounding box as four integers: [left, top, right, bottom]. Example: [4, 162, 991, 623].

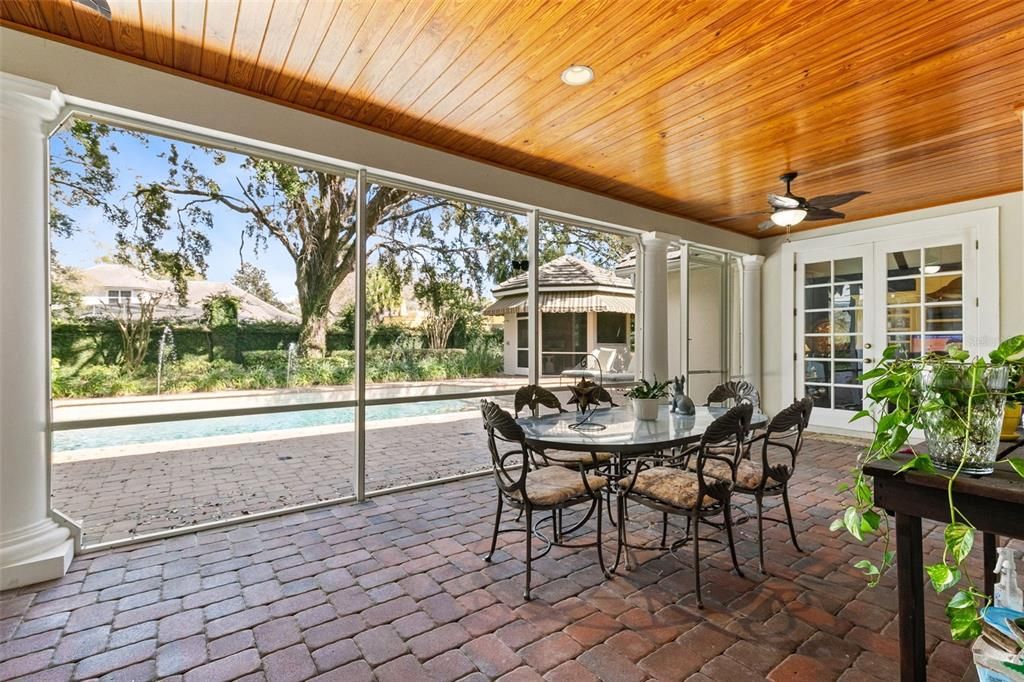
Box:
[864, 358, 873, 364]
[864, 342, 873, 349]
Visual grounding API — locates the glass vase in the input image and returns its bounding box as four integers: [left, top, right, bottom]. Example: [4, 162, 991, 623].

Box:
[919, 363, 1009, 475]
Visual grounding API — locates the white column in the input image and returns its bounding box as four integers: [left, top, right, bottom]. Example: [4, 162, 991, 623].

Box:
[677, 243, 690, 381]
[0, 74, 74, 589]
[527, 210, 540, 385]
[639, 232, 672, 382]
[741, 254, 766, 391]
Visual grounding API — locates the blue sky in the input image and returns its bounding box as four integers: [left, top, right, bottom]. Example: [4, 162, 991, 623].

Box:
[50, 126, 305, 301]
[49, 121, 583, 303]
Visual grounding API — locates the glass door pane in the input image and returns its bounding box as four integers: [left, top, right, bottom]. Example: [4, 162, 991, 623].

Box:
[885, 243, 964, 358]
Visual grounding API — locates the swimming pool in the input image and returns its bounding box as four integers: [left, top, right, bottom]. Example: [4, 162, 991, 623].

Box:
[53, 398, 482, 452]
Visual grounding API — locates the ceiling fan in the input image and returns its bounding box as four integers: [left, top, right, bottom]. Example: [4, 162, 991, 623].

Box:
[754, 172, 868, 232]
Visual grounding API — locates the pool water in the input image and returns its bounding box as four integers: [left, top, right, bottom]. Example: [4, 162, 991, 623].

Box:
[53, 398, 481, 452]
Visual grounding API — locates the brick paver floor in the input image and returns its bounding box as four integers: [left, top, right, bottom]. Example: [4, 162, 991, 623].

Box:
[53, 413, 491, 545]
[7, 436, 978, 680]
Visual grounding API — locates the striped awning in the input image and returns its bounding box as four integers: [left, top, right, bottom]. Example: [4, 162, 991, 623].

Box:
[483, 291, 635, 316]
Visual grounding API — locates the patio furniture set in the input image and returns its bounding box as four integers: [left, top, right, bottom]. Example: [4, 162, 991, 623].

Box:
[479, 380, 814, 605]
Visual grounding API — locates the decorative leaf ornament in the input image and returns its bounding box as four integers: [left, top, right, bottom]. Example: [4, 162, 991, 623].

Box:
[513, 385, 566, 416]
[567, 379, 617, 413]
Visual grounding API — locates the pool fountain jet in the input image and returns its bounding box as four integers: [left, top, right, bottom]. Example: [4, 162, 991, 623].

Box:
[156, 325, 176, 395]
[286, 342, 298, 387]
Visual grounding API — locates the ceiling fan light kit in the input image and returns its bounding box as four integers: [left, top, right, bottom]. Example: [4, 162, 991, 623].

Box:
[770, 207, 807, 227]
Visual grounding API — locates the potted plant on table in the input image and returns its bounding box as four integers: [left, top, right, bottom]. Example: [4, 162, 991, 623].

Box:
[625, 378, 670, 421]
[832, 335, 1024, 640]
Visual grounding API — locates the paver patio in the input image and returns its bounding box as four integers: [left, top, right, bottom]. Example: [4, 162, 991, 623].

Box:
[52, 412, 491, 545]
[6, 435, 978, 680]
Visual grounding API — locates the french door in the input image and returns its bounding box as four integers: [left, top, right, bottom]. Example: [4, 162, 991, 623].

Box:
[796, 245, 876, 429]
[795, 231, 976, 431]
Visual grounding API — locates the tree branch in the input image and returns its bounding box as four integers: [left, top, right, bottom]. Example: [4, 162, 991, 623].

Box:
[150, 183, 300, 261]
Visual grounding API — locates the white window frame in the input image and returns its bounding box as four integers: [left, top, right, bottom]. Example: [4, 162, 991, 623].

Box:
[106, 289, 132, 305]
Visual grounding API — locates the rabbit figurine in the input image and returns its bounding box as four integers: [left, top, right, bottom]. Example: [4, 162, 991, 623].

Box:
[670, 376, 696, 416]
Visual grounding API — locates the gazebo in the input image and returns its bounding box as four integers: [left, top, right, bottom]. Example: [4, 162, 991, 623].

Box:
[484, 255, 635, 375]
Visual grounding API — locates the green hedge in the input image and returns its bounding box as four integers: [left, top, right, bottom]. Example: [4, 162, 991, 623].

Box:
[51, 321, 354, 370]
[52, 320, 500, 371]
[51, 339, 503, 398]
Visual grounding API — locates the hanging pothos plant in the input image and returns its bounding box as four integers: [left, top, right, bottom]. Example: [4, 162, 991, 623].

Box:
[833, 335, 1024, 640]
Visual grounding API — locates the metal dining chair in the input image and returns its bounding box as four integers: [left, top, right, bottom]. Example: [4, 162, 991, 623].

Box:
[480, 400, 608, 600]
[698, 398, 813, 572]
[616, 403, 753, 608]
[706, 380, 762, 459]
[514, 384, 616, 532]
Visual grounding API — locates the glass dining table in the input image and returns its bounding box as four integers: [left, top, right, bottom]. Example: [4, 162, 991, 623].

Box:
[517, 403, 768, 570]
[516, 403, 767, 456]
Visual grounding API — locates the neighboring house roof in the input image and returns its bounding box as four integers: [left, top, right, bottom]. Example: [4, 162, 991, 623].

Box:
[329, 274, 427, 323]
[492, 255, 633, 294]
[484, 255, 634, 316]
[615, 248, 727, 276]
[78, 263, 299, 324]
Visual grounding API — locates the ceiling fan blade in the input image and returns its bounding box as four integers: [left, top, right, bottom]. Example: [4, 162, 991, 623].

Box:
[716, 210, 770, 222]
[756, 220, 777, 232]
[807, 191, 869, 209]
[767, 193, 800, 209]
[805, 208, 845, 221]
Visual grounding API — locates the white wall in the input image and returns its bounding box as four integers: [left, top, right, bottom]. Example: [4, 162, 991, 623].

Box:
[0, 27, 757, 255]
[760, 192, 1024, 414]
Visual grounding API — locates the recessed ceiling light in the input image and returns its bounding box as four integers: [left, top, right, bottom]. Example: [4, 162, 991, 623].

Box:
[561, 65, 594, 86]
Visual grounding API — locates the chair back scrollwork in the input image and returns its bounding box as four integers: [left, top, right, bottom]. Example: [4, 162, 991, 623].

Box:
[480, 400, 529, 499]
[753, 397, 814, 488]
[695, 403, 753, 503]
[705, 380, 761, 409]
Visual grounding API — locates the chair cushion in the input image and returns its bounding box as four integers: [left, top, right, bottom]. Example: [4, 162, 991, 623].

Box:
[539, 451, 612, 468]
[617, 467, 713, 509]
[511, 466, 606, 506]
[691, 459, 764, 489]
[690, 458, 794, 490]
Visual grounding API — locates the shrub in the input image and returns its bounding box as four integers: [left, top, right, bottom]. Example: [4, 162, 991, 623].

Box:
[459, 338, 504, 376]
[241, 350, 289, 369]
[51, 361, 144, 398]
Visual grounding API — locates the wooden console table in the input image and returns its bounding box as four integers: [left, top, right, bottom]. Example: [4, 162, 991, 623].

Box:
[865, 439, 1024, 681]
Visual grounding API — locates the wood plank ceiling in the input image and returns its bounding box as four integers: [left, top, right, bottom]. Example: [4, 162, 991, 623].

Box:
[3, 0, 1022, 237]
